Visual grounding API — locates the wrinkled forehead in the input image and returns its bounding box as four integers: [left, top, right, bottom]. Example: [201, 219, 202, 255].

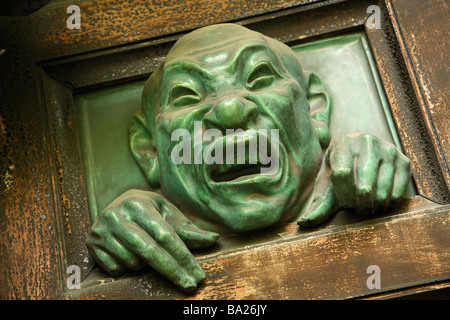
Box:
[161, 24, 293, 74]
[141, 24, 307, 123]
[167, 40, 271, 70]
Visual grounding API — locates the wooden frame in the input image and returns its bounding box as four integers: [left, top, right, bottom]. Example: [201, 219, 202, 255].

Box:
[1, 0, 448, 299]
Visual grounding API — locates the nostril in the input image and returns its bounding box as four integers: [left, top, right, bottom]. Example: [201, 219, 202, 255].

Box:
[245, 102, 259, 121]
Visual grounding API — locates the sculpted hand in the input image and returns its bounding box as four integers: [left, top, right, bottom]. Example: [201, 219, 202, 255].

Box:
[86, 190, 219, 292]
[298, 133, 411, 227]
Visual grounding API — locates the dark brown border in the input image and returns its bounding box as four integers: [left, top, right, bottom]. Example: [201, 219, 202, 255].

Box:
[1, 0, 449, 299]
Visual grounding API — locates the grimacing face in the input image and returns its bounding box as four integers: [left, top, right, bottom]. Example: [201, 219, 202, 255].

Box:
[139, 24, 324, 233]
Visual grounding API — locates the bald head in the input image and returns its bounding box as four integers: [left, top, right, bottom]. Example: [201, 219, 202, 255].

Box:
[141, 24, 307, 129]
[166, 24, 268, 63]
[130, 23, 328, 232]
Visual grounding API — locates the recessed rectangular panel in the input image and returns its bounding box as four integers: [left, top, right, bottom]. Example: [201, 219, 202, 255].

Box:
[292, 32, 400, 147]
[75, 80, 149, 223]
[75, 32, 415, 224]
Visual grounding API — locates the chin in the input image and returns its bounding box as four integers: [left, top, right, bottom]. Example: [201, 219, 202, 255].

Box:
[194, 158, 306, 233]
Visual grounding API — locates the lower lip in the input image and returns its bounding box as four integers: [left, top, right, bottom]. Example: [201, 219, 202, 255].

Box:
[212, 165, 272, 182]
[196, 129, 285, 185]
[206, 150, 285, 186]
[209, 168, 281, 185]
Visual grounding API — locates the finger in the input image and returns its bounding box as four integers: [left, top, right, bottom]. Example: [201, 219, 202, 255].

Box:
[161, 201, 220, 249]
[113, 220, 200, 292]
[118, 196, 206, 283]
[173, 222, 220, 250]
[375, 145, 397, 211]
[391, 155, 411, 201]
[131, 206, 206, 283]
[298, 162, 339, 227]
[87, 226, 130, 275]
[355, 135, 381, 215]
[99, 233, 144, 271]
[87, 244, 127, 277]
[88, 222, 144, 271]
[375, 161, 395, 211]
[329, 138, 354, 208]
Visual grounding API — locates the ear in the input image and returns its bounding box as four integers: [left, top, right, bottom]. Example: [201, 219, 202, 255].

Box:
[305, 72, 332, 149]
[129, 110, 160, 188]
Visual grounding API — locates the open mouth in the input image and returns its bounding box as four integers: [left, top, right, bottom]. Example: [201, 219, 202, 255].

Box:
[211, 162, 271, 182]
[204, 129, 280, 183]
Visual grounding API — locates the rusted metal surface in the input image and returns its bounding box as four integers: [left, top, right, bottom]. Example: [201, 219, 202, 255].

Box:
[245, 0, 373, 43]
[30, 0, 333, 61]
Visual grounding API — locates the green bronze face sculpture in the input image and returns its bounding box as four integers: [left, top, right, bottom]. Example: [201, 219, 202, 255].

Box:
[86, 24, 411, 292]
[139, 24, 326, 233]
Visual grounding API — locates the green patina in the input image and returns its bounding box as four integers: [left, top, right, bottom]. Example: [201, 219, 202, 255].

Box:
[81, 24, 412, 292]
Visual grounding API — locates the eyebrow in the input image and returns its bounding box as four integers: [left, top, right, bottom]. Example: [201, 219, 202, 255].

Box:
[160, 40, 282, 98]
[161, 60, 215, 84]
[227, 41, 273, 68]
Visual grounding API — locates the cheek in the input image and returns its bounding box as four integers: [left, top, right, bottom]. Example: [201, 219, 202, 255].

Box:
[155, 110, 199, 150]
[249, 81, 320, 163]
[156, 100, 216, 156]
[154, 116, 201, 183]
[249, 80, 310, 130]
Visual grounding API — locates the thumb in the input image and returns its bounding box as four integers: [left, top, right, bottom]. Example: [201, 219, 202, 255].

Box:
[298, 160, 339, 228]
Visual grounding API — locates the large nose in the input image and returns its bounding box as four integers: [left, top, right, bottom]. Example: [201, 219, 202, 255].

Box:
[204, 96, 258, 130]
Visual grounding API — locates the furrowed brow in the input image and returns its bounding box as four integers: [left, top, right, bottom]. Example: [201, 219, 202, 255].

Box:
[162, 60, 214, 83]
[228, 42, 283, 75]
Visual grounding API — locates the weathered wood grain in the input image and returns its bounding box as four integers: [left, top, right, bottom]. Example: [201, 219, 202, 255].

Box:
[388, 0, 450, 189]
[362, 281, 450, 300]
[0, 16, 65, 299]
[1, 0, 449, 300]
[365, 2, 450, 204]
[69, 197, 450, 299]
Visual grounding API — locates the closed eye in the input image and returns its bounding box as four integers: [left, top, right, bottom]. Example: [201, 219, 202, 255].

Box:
[170, 84, 202, 107]
[246, 61, 279, 90]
